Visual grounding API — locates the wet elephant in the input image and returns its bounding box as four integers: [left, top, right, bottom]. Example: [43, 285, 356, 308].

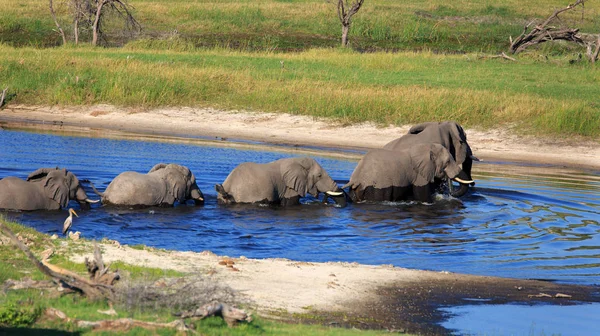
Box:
[215, 157, 346, 206]
[0, 167, 98, 211]
[94, 163, 204, 207]
[344, 144, 474, 203]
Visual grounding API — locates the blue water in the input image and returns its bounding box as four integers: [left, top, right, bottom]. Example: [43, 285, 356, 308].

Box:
[442, 303, 600, 336]
[1, 129, 600, 287]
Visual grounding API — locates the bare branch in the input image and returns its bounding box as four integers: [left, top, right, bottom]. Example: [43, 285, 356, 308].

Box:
[509, 0, 587, 54]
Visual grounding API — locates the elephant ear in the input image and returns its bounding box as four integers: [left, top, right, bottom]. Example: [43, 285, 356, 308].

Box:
[148, 163, 168, 174]
[448, 122, 469, 164]
[44, 169, 69, 208]
[408, 122, 435, 135]
[167, 164, 192, 202]
[281, 160, 309, 197]
[27, 167, 58, 181]
[410, 147, 436, 186]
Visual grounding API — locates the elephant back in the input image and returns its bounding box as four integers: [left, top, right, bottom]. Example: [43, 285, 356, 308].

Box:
[346, 149, 412, 190]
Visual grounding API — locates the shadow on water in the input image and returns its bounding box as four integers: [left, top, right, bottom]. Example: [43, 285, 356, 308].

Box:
[1, 128, 600, 334]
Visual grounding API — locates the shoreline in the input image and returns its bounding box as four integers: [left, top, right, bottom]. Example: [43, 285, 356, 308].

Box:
[1, 104, 599, 170]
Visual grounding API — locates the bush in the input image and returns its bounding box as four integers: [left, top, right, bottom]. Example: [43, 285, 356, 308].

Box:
[0, 301, 43, 327]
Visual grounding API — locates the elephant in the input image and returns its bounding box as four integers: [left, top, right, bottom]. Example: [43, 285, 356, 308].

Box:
[0, 167, 98, 211]
[343, 144, 474, 203]
[92, 163, 204, 207]
[215, 157, 347, 207]
[383, 121, 478, 196]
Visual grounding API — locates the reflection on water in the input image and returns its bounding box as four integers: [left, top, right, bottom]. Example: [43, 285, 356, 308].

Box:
[441, 303, 600, 336]
[1, 129, 600, 286]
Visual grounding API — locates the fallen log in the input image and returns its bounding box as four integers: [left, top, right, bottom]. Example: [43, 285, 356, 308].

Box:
[45, 307, 190, 332]
[0, 222, 117, 301]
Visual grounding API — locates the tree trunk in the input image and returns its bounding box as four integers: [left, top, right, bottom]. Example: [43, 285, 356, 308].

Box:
[92, 0, 105, 46]
[341, 24, 349, 47]
[49, 0, 67, 45]
[74, 18, 79, 45]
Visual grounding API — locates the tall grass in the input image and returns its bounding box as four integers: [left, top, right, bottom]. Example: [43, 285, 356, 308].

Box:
[1, 45, 598, 136]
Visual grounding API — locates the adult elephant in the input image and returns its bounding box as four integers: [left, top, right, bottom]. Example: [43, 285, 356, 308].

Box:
[383, 121, 478, 195]
[215, 157, 346, 207]
[343, 144, 474, 203]
[93, 163, 204, 207]
[0, 167, 98, 211]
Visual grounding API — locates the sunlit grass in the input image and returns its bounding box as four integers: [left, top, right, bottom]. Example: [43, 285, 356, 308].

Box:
[2, 45, 599, 136]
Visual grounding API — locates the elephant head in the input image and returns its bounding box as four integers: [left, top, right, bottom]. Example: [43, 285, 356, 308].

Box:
[148, 163, 204, 205]
[26, 167, 97, 209]
[412, 144, 473, 198]
[280, 157, 346, 206]
[408, 121, 478, 179]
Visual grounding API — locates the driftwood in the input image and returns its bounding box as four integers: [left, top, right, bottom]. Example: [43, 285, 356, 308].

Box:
[509, 0, 586, 54]
[85, 243, 121, 286]
[0, 222, 118, 301]
[175, 302, 253, 327]
[45, 308, 190, 332]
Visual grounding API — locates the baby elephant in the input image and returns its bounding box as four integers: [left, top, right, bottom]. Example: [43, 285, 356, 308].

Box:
[215, 157, 346, 206]
[94, 163, 204, 207]
[344, 144, 474, 203]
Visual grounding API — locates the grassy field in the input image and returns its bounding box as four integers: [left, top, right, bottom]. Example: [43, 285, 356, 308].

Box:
[0, 217, 398, 335]
[2, 44, 599, 136]
[2, 0, 599, 51]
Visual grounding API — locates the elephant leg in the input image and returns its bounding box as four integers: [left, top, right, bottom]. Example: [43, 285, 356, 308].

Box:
[280, 196, 301, 206]
[412, 184, 433, 203]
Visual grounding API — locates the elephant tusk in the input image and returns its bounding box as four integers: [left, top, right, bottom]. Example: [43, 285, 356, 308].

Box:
[470, 155, 480, 161]
[196, 196, 204, 202]
[453, 177, 474, 184]
[326, 191, 344, 196]
[85, 199, 100, 204]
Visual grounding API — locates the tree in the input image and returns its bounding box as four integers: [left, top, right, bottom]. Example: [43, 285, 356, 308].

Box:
[337, 0, 365, 47]
[92, 0, 141, 46]
[48, 0, 140, 46]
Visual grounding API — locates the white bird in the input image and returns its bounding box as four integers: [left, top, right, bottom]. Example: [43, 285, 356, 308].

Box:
[63, 208, 78, 235]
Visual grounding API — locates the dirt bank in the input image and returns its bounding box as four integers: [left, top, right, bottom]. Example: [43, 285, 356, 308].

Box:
[1, 105, 599, 169]
[68, 240, 600, 335]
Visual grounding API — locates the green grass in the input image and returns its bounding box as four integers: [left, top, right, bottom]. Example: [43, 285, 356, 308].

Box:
[2, 0, 599, 52]
[1, 44, 599, 137]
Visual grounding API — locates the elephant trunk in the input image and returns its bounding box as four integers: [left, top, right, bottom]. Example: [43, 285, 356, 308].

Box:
[449, 170, 474, 198]
[191, 188, 205, 205]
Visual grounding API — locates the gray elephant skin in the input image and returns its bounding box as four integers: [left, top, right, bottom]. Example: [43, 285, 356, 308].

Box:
[343, 144, 474, 203]
[95, 163, 204, 207]
[0, 167, 96, 211]
[215, 157, 346, 206]
[383, 121, 478, 196]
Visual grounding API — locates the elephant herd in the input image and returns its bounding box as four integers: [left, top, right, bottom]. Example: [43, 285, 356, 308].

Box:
[0, 121, 477, 213]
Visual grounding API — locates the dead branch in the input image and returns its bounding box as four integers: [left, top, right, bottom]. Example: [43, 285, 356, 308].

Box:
[3, 278, 57, 292]
[0, 222, 117, 301]
[85, 243, 120, 285]
[479, 52, 517, 62]
[509, 0, 586, 54]
[175, 302, 252, 327]
[45, 307, 190, 332]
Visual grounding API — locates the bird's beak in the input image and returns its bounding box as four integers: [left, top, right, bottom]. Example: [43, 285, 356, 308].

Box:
[71, 209, 79, 217]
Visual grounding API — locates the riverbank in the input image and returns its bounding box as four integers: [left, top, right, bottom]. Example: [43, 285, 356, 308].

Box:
[1, 105, 600, 169]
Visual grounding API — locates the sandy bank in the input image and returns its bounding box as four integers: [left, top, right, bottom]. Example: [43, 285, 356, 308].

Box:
[1, 105, 599, 169]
